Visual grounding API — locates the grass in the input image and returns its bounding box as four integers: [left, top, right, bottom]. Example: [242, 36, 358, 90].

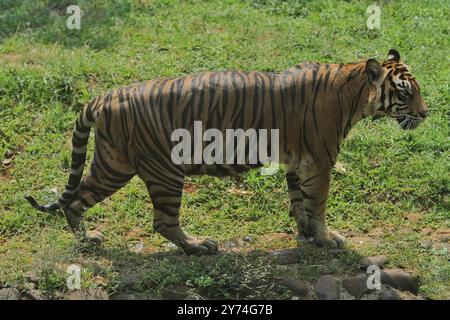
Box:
[0, 0, 449, 299]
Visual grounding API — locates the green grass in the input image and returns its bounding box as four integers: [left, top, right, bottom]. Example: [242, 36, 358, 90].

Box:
[0, 0, 449, 299]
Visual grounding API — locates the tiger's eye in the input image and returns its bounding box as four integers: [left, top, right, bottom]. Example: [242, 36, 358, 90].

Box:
[397, 90, 409, 102]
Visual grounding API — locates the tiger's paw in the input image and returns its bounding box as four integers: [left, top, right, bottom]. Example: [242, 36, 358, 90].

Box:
[182, 238, 219, 256]
[297, 230, 346, 249]
[314, 230, 346, 248]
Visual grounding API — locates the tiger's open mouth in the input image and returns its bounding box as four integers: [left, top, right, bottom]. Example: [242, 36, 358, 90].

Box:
[394, 114, 423, 130]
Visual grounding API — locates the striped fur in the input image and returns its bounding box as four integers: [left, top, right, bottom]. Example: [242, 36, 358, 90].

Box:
[26, 49, 429, 253]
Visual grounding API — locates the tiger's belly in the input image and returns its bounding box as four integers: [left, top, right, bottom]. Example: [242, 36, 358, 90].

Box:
[183, 163, 264, 177]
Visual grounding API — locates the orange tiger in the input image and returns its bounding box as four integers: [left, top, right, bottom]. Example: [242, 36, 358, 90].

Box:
[26, 49, 429, 255]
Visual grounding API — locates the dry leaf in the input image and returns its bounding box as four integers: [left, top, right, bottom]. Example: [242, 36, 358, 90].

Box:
[92, 276, 107, 287]
[334, 162, 347, 174]
[227, 187, 253, 196]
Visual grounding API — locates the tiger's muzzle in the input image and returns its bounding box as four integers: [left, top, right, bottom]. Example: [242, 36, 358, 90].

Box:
[395, 111, 429, 130]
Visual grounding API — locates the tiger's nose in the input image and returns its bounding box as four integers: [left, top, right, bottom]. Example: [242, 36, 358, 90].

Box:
[419, 110, 429, 118]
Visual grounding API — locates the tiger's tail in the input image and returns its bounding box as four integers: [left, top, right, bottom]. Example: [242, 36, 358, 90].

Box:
[25, 98, 99, 213]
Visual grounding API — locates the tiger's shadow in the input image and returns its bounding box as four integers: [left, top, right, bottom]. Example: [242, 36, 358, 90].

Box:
[86, 236, 369, 300]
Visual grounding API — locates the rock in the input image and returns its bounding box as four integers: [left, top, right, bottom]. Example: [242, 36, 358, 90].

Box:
[122, 271, 144, 288]
[160, 286, 190, 300]
[433, 232, 450, 243]
[281, 278, 309, 297]
[380, 269, 419, 294]
[339, 288, 356, 300]
[330, 248, 345, 256]
[314, 275, 340, 300]
[420, 240, 449, 251]
[222, 238, 246, 250]
[421, 227, 433, 236]
[165, 242, 178, 250]
[377, 286, 402, 300]
[360, 284, 401, 300]
[67, 288, 109, 300]
[405, 212, 423, 222]
[268, 248, 301, 265]
[243, 235, 253, 242]
[359, 255, 388, 269]
[420, 240, 433, 249]
[0, 288, 21, 300]
[362, 284, 423, 300]
[111, 293, 149, 300]
[435, 228, 450, 235]
[24, 289, 43, 300]
[341, 274, 370, 299]
[431, 242, 450, 251]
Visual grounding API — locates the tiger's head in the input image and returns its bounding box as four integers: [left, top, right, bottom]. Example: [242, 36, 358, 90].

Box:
[365, 49, 429, 130]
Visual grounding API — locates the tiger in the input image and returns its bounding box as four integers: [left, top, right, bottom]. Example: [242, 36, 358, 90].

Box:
[25, 49, 429, 255]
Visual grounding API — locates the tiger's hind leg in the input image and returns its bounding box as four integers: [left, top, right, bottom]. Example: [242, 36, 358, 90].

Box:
[64, 142, 135, 245]
[140, 168, 218, 255]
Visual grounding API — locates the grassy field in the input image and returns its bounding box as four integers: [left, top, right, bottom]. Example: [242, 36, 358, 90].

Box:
[0, 0, 448, 299]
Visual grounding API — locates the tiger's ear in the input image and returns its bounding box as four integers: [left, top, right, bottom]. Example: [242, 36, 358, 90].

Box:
[365, 59, 384, 85]
[387, 49, 400, 62]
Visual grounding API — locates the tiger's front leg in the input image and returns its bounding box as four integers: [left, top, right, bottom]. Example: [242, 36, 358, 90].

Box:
[296, 159, 346, 248]
[286, 165, 309, 236]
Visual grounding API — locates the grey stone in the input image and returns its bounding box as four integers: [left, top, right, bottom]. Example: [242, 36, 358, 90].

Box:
[281, 278, 309, 297]
[314, 275, 340, 300]
[0, 288, 21, 300]
[431, 242, 450, 251]
[360, 285, 400, 300]
[165, 242, 178, 250]
[222, 238, 245, 250]
[24, 289, 43, 300]
[377, 286, 402, 300]
[111, 293, 149, 300]
[268, 248, 301, 265]
[160, 286, 190, 300]
[339, 288, 356, 300]
[380, 269, 419, 294]
[243, 235, 253, 242]
[341, 274, 370, 299]
[434, 233, 450, 242]
[420, 240, 433, 249]
[122, 271, 144, 288]
[359, 255, 388, 269]
[330, 248, 345, 256]
[67, 288, 109, 300]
